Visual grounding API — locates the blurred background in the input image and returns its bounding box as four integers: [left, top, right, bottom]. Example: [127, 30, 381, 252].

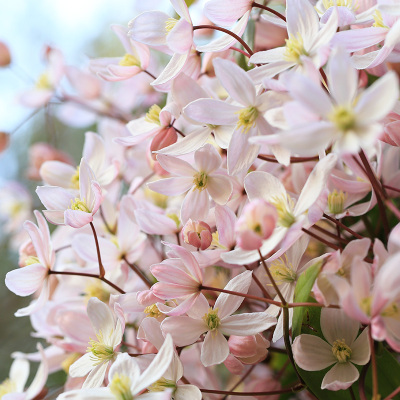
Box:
[0, 0, 207, 381]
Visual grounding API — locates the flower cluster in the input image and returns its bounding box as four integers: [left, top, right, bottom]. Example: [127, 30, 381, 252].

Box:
[2, 0, 400, 399]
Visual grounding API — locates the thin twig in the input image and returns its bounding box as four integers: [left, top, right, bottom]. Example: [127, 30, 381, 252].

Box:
[251, 2, 286, 22]
[90, 222, 105, 278]
[123, 256, 152, 288]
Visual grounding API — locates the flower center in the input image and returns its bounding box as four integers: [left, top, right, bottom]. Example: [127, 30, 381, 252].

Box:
[70, 198, 90, 213]
[85, 280, 110, 303]
[145, 104, 161, 126]
[270, 194, 296, 228]
[269, 255, 297, 284]
[283, 35, 308, 63]
[165, 17, 179, 33]
[373, 10, 388, 28]
[332, 339, 352, 363]
[382, 302, 399, 318]
[148, 377, 177, 393]
[322, 0, 355, 10]
[110, 373, 133, 400]
[328, 189, 347, 215]
[25, 255, 40, 266]
[144, 303, 162, 319]
[203, 307, 220, 331]
[71, 166, 80, 190]
[119, 53, 140, 67]
[236, 106, 258, 134]
[36, 72, 52, 90]
[87, 330, 115, 365]
[0, 379, 16, 398]
[329, 105, 357, 132]
[193, 171, 208, 191]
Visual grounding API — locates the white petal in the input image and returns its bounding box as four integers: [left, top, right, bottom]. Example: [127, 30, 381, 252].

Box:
[161, 317, 206, 346]
[87, 298, 115, 337]
[221, 313, 276, 336]
[151, 52, 189, 87]
[244, 170, 286, 202]
[108, 353, 140, 386]
[175, 385, 202, 400]
[10, 359, 30, 391]
[5, 264, 47, 296]
[184, 99, 239, 125]
[82, 362, 108, 389]
[292, 335, 336, 371]
[207, 175, 233, 205]
[321, 362, 359, 391]
[200, 330, 230, 366]
[350, 328, 370, 366]
[69, 353, 94, 378]
[129, 11, 169, 46]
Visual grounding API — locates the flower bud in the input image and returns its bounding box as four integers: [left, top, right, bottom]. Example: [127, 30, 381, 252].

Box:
[182, 219, 212, 250]
[150, 127, 177, 160]
[0, 131, 9, 153]
[229, 334, 270, 364]
[236, 199, 278, 250]
[0, 41, 11, 66]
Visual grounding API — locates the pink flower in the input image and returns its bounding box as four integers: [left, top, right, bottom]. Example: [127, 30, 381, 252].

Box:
[235, 199, 278, 250]
[293, 309, 370, 391]
[182, 219, 212, 250]
[161, 270, 276, 366]
[36, 158, 103, 229]
[148, 144, 233, 223]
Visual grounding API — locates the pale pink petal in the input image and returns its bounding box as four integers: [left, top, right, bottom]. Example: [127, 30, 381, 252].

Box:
[147, 177, 193, 196]
[15, 277, 50, 317]
[180, 187, 210, 223]
[332, 27, 388, 52]
[221, 313, 276, 336]
[249, 47, 286, 64]
[175, 385, 202, 400]
[161, 317, 206, 346]
[248, 61, 295, 83]
[5, 264, 48, 296]
[152, 283, 198, 299]
[207, 176, 233, 204]
[194, 143, 222, 173]
[215, 205, 236, 248]
[128, 11, 169, 46]
[135, 210, 178, 235]
[320, 308, 360, 347]
[204, 0, 251, 26]
[244, 170, 286, 202]
[25, 344, 49, 400]
[171, 0, 191, 21]
[201, 330, 230, 366]
[151, 264, 199, 286]
[292, 335, 336, 371]
[64, 209, 93, 228]
[213, 58, 255, 106]
[167, 19, 193, 54]
[82, 362, 108, 389]
[350, 328, 370, 365]
[321, 6, 355, 26]
[156, 153, 196, 176]
[321, 362, 359, 391]
[151, 52, 189, 87]
[39, 161, 76, 187]
[87, 298, 115, 335]
[184, 99, 240, 125]
[36, 186, 75, 211]
[196, 11, 250, 53]
[160, 293, 200, 316]
[214, 270, 252, 319]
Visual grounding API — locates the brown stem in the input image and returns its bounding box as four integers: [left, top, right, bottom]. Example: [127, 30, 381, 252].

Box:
[384, 385, 400, 400]
[123, 256, 152, 288]
[230, 46, 251, 58]
[243, 264, 272, 300]
[349, 386, 356, 400]
[99, 206, 116, 234]
[48, 270, 125, 294]
[130, 172, 156, 196]
[193, 25, 254, 56]
[251, 2, 287, 22]
[143, 69, 157, 80]
[258, 154, 320, 164]
[302, 227, 341, 251]
[54, 244, 71, 253]
[359, 363, 369, 400]
[369, 328, 379, 400]
[358, 150, 389, 238]
[386, 199, 400, 221]
[90, 222, 105, 278]
[383, 183, 400, 194]
[258, 249, 286, 305]
[323, 213, 364, 240]
[311, 225, 348, 246]
[200, 383, 304, 396]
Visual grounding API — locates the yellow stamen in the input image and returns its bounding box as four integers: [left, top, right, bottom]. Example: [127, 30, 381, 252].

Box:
[71, 166, 80, 190]
[235, 106, 258, 134]
[148, 377, 177, 393]
[269, 254, 297, 285]
[382, 303, 399, 319]
[270, 194, 296, 228]
[25, 256, 40, 266]
[145, 104, 162, 126]
[332, 339, 352, 363]
[193, 171, 208, 191]
[283, 35, 308, 63]
[36, 72, 52, 90]
[322, 0, 355, 10]
[144, 303, 162, 319]
[203, 307, 220, 331]
[70, 198, 90, 213]
[85, 280, 110, 303]
[119, 53, 140, 67]
[328, 105, 357, 132]
[61, 353, 81, 374]
[165, 17, 179, 33]
[373, 10, 388, 28]
[110, 373, 133, 400]
[0, 379, 16, 398]
[328, 189, 347, 215]
[87, 330, 115, 365]
[166, 213, 181, 228]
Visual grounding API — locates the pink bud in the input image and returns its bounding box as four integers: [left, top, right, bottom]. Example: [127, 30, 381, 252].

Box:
[0, 41, 11, 66]
[236, 199, 277, 250]
[0, 132, 9, 153]
[150, 127, 177, 161]
[224, 353, 245, 375]
[228, 335, 257, 358]
[182, 219, 212, 250]
[28, 142, 74, 180]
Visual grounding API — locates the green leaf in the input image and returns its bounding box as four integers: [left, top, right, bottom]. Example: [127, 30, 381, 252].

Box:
[292, 259, 323, 338]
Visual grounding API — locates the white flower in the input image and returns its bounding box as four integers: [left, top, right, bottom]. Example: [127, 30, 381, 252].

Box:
[292, 308, 370, 391]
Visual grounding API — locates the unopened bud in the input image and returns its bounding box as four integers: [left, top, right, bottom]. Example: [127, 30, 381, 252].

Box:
[150, 127, 177, 160]
[236, 199, 277, 250]
[182, 219, 212, 250]
[0, 42, 11, 66]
